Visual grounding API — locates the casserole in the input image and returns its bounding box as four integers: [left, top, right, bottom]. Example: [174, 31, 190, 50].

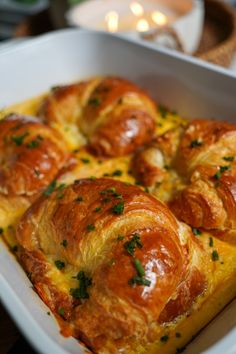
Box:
[0, 29, 236, 354]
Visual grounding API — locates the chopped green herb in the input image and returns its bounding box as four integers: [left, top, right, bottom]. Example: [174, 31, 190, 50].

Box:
[80, 158, 90, 164]
[112, 169, 123, 176]
[209, 237, 214, 247]
[34, 169, 40, 177]
[43, 180, 57, 196]
[70, 271, 92, 299]
[61, 239, 68, 248]
[223, 156, 234, 162]
[86, 224, 95, 232]
[160, 335, 169, 343]
[134, 259, 145, 277]
[135, 180, 142, 186]
[175, 332, 181, 338]
[192, 228, 201, 236]
[88, 97, 101, 106]
[112, 201, 124, 215]
[100, 187, 116, 195]
[11, 245, 18, 252]
[76, 196, 83, 202]
[124, 234, 143, 256]
[56, 184, 66, 199]
[26, 139, 40, 149]
[55, 260, 65, 270]
[117, 235, 124, 241]
[57, 308, 65, 317]
[102, 197, 111, 203]
[144, 187, 149, 193]
[115, 194, 123, 199]
[11, 131, 29, 146]
[94, 207, 101, 213]
[212, 250, 219, 261]
[219, 165, 230, 173]
[190, 140, 202, 148]
[128, 275, 151, 287]
[158, 105, 168, 118]
[213, 171, 221, 180]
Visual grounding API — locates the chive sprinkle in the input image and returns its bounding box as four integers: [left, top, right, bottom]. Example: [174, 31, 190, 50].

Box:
[213, 171, 221, 180]
[26, 139, 40, 149]
[192, 228, 202, 236]
[94, 207, 101, 212]
[124, 234, 143, 256]
[57, 308, 65, 317]
[70, 271, 92, 299]
[190, 140, 202, 148]
[219, 165, 230, 173]
[134, 259, 145, 277]
[86, 224, 95, 232]
[209, 237, 214, 247]
[43, 180, 57, 196]
[223, 156, 234, 162]
[80, 158, 90, 164]
[112, 169, 123, 176]
[117, 235, 124, 241]
[61, 239, 68, 248]
[55, 260, 65, 270]
[212, 250, 219, 261]
[160, 335, 169, 343]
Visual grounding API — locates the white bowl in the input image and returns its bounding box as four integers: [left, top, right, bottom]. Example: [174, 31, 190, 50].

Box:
[66, 0, 204, 54]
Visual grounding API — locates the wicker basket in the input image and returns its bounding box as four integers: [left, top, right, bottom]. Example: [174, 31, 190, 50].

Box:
[195, 0, 236, 67]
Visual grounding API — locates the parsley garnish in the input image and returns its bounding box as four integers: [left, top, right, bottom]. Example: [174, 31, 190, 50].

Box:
[26, 136, 43, 149]
[117, 235, 124, 241]
[112, 201, 124, 215]
[43, 180, 57, 196]
[55, 260, 65, 270]
[11, 131, 29, 146]
[80, 158, 90, 164]
[70, 271, 92, 299]
[213, 171, 221, 180]
[88, 97, 101, 106]
[209, 237, 214, 247]
[223, 156, 234, 162]
[124, 234, 143, 256]
[190, 140, 202, 148]
[192, 228, 201, 236]
[57, 308, 65, 317]
[212, 250, 219, 261]
[94, 207, 101, 212]
[61, 239, 68, 248]
[86, 224, 95, 231]
[158, 105, 168, 118]
[102, 197, 111, 203]
[219, 165, 230, 173]
[76, 196, 83, 202]
[112, 169, 123, 176]
[160, 335, 169, 343]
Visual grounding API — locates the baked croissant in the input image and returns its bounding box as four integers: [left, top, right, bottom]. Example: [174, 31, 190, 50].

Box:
[16, 178, 208, 353]
[39, 77, 157, 157]
[170, 119, 236, 231]
[0, 113, 68, 228]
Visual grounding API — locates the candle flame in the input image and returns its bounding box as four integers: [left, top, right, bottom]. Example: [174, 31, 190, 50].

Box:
[105, 11, 119, 33]
[130, 2, 144, 16]
[151, 11, 167, 26]
[137, 19, 149, 32]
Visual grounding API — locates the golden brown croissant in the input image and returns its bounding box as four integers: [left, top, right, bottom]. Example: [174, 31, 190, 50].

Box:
[16, 178, 208, 353]
[0, 113, 68, 228]
[39, 77, 157, 157]
[170, 119, 236, 231]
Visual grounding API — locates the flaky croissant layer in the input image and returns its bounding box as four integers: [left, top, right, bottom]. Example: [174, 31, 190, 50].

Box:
[16, 178, 207, 353]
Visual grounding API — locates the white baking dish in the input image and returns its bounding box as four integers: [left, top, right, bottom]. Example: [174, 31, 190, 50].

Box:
[0, 29, 236, 354]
